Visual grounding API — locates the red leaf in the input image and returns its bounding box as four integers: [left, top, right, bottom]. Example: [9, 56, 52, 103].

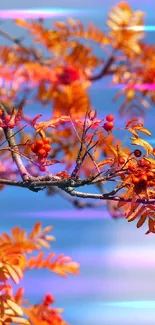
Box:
[31, 114, 42, 127]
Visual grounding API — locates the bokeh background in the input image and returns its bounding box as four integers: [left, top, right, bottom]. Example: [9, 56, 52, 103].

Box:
[0, 0, 155, 324]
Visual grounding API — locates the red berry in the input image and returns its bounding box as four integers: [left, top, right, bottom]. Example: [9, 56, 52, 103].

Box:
[103, 122, 114, 131]
[5, 115, 11, 123]
[106, 114, 114, 122]
[58, 66, 79, 85]
[39, 166, 46, 172]
[44, 294, 55, 304]
[138, 159, 145, 167]
[8, 123, 15, 129]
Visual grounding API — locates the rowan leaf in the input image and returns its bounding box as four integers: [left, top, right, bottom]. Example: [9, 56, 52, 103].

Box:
[10, 317, 30, 325]
[6, 299, 23, 316]
[131, 137, 153, 156]
[5, 264, 23, 284]
[138, 127, 151, 136]
[97, 158, 114, 168]
[148, 217, 155, 233]
[127, 205, 145, 222]
[137, 213, 147, 228]
[124, 185, 134, 201]
[28, 222, 41, 239]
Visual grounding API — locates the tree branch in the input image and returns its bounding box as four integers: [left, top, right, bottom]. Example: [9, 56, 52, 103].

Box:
[88, 56, 115, 81]
[0, 102, 31, 181]
[62, 187, 155, 205]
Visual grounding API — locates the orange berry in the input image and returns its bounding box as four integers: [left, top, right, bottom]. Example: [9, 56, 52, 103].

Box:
[38, 157, 46, 164]
[0, 109, 3, 116]
[148, 180, 155, 187]
[36, 139, 44, 148]
[132, 176, 139, 184]
[119, 157, 125, 164]
[134, 149, 142, 157]
[103, 122, 114, 131]
[106, 114, 114, 122]
[139, 175, 148, 183]
[144, 160, 151, 168]
[146, 171, 154, 180]
[37, 148, 47, 157]
[43, 138, 50, 144]
[31, 143, 37, 153]
[44, 144, 51, 152]
[128, 164, 136, 172]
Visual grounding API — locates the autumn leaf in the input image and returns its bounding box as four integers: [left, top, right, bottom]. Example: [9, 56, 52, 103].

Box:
[5, 299, 23, 316]
[127, 205, 145, 222]
[138, 127, 151, 136]
[137, 214, 147, 228]
[4, 264, 23, 284]
[131, 137, 153, 156]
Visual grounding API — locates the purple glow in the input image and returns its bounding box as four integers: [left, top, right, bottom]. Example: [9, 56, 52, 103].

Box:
[0, 8, 99, 19]
[13, 209, 112, 219]
[112, 83, 155, 91]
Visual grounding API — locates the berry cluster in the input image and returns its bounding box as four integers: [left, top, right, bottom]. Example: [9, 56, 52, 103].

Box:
[30, 138, 51, 171]
[42, 294, 62, 324]
[128, 158, 155, 189]
[0, 106, 22, 129]
[57, 66, 80, 85]
[43, 294, 55, 307]
[103, 114, 114, 132]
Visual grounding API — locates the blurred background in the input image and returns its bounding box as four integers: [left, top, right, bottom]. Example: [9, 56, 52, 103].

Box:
[0, 0, 155, 324]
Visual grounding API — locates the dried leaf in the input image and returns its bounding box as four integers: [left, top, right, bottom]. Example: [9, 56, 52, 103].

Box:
[127, 205, 145, 222]
[6, 299, 23, 316]
[131, 137, 153, 156]
[5, 264, 23, 284]
[28, 222, 41, 239]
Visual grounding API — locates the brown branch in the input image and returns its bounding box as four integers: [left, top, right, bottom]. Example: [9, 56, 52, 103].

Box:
[88, 56, 115, 81]
[0, 102, 32, 181]
[0, 173, 154, 206]
[0, 28, 44, 64]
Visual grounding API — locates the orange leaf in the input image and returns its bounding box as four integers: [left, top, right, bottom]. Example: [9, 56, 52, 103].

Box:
[137, 214, 147, 228]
